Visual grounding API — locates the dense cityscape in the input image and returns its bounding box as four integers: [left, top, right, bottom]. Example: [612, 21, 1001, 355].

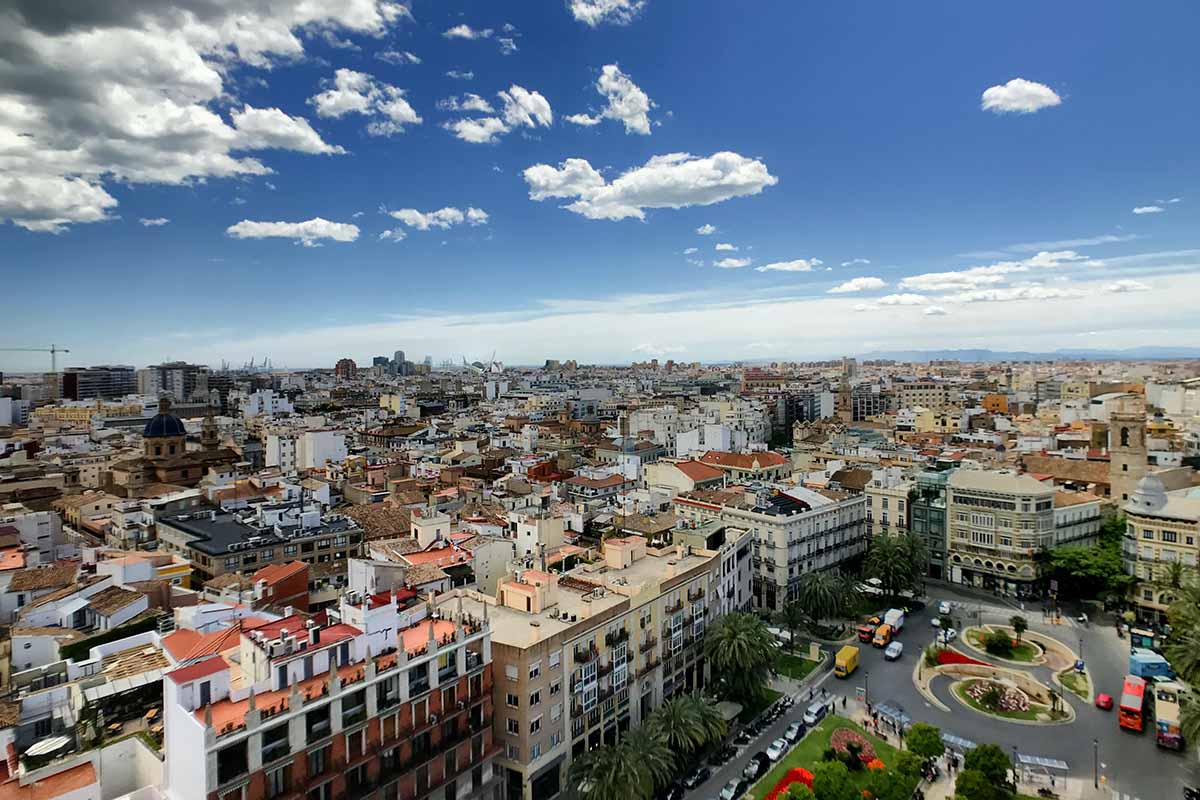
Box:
[4, 2, 1199, 800]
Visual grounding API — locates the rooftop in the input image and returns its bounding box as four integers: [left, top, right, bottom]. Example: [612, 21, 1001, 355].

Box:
[159, 507, 359, 556]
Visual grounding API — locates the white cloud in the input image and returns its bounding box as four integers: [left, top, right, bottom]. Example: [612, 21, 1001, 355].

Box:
[696, 224, 717, 235]
[923, 305, 949, 316]
[853, 303, 878, 313]
[499, 37, 519, 55]
[376, 50, 420, 65]
[878, 293, 928, 306]
[443, 85, 552, 144]
[715, 242, 737, 251]
[568, 0, 647, 26]
[444, 24, 493, 39]
[568, 64, 653, 135]
[686, 258, 705, 267]
[1133, 206, 1164, 215]
[683, 247, 698, 255]
[840, 258, 870, 267]
[899, 250, 1086, 292]
[960, 233, 1137, 259]
[1168, 197, 1183, 204]
[943, 286, 1082, 303]
[387, 206, 489, 231]
[438, 94, 495, 113]
[632, 342, 685, 356]
[226, 217, 360, 247]
[1104, 279, 1150, 293]
[714, 257, 751, 269]
[446, 70, 475, 80]
[309, 68, 421, 136]
[981, 78, 1062, 113]
[755, 259, 821, 273]
[232, 105, 346, 154]
[828, 277, 886, 294]
[139, 217, 170, 227]
[0, 0, 394, 231]
[379, 227, 407, 242]
[523, 152, 777, 221]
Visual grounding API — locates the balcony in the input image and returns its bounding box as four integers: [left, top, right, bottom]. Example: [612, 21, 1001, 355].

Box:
[597, 660, 613, 678]
[636, 658, 660, 678]
[664, 599, 683, 614]
[299, 758, 346, 793]
[687, 586, 705, 602]
[603, 628, 629, 647]
[573, 642, 598, 663]
[638, 636, 658, 654]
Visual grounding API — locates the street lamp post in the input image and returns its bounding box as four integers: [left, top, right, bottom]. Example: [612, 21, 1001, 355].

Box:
[865, 671, 870, 706]
[1012, 745, 1019, 791]
[1093, 738, 1099, 789]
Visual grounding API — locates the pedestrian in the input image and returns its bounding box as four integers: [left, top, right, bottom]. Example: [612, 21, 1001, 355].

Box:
[842, 695, 847, 709]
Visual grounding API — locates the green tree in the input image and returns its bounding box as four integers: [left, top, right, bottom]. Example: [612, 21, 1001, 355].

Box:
[905, 722, 945, 761]
[703, 612, 777, 704]
[955, 769, 1001, 800]
[782, 785, 816, 800]
[837, 573, 864, 619]
[810, 761, 858, 800]
[865, 768, 915, 800]
[648, 696, 704, 754]
[570, 742, 649, 800]
[683, 694, 727, 748]
[1166, 582, 1200, 744]
[621, 728, 674, 795]
[794, 571, 842, 628]
[1009, 615, 1028, 642]
[984, 630, 1014, 658]
[963, 744, 1013, 790]
[775, 601, 806, 652]
[893, 751, 924, 780]
[864, 531, 926, 600]
[1041, 515, 1137, 601]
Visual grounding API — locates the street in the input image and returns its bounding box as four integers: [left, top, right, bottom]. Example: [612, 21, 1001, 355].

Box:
[690, 585, 1188, 800]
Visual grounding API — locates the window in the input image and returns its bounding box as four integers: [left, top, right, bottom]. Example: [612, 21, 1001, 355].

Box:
[1162, 531, 1179, 544]
[551, 703, 562, 721]
[261, 723, 290, 764]
[528, 661, 541, 680]
[284, 545, 297, 556]
[506, 744, 520, 760]
[224, 557, 238, 569]
[506, 693, 519, 708]
[530, 716, 541, 734]
[529, 690, 541, 706]
[531, 742, 542, 760]
[507, 718, 519, 735]
[549, 651, 561, 669]
[549, 680, 561, 696]
[1143, 529, 1155, 540]
[261, 549, 274, 561]
[266, 766, 289, 799]
[505, 665, 518, 681]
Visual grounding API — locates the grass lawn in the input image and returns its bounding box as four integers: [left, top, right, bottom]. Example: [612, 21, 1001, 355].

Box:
[750, 716, 911, 800]
[776, 652, 821, 681]
[966, 630, 1040, 663]
[953, 680, 1062, 722]
[737, 688, 783, 725]
[1059, 668, 1089, 698]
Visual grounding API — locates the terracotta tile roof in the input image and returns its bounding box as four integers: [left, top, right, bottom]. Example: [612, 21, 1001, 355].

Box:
[0, 761, 96, 800]
[165, 655, 228, 685]
[7, 565, 77, 592]
[700, 450, 788, 470]
[564, 474, 627, 489]
[343, 504, 412, 539]
[1021, 455, 1111, 486]
[673, 460, 725, 482]
[252, 561, 307, 585]
[1054, 490, 1103, 508]
[400, 619, 456, 655]
[405, 563, 449, 586]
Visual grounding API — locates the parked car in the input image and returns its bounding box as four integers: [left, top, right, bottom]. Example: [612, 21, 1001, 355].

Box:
[767, 738, 789, 761]
[745, 751, 770, 779]
[720, 779, 744, 800]
[803, 699, 830, 726]
[658, 784, 684, 800]
[682, 766, 711, 790]
[938, 600, 952, 615]
[930, 617, 942, 627]
[1095, 693, 1114, 710]
[785, 721, 804, 742]
[884, 641, 904, 661]
[940, 628, 958, 643]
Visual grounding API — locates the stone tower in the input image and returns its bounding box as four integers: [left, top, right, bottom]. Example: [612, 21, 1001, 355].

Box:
[1108, 396, 1147, 503]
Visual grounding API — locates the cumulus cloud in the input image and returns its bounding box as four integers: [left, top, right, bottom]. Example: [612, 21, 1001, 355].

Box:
[442, 85, 552, 143]
[841, 258, 871, 267]
[139, 217, 170, 227]
[568, 0, 647, 26]
[0, 1, 398, 231]
[878, 293, 928, 306]
[755, 259, 822, 273]
[632, 342, 686, 356]
[444, 24, 492, 39]
[1105, 280, 1150, 293]
[567, 64, 653, 135]
[714, 257, 751, 269]
[309, 68, 421, 136]
[715, 243, 737, 251]
[1133, 206, 1163, 215]
[523, 152, 777, 221]
[828, 277, 886, 294]
[696, 224, 717, 235]
[981, 78, 1062, 113]
[923, 305, 949, 316]
[437, 94, 495, 113]
[446, 70, 475, 80]
[376, 49, 420, 65]
[226, 217, 360, 247]
[899, 250, 1086, 292]
[379, 227, 406, 242]
[499, 37, 519, 55]
[943, 286, 1083, 303]
[683, 247, 698, 255]
[386, 206, 489, 231]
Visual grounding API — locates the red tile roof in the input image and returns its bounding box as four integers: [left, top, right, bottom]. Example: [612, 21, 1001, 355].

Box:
[0, 761, 96, 800]
[700, 450, 788, 470]
[252, 561, 307, 585]
[165, 655, 228, 685]
[673, 461, 725, 482]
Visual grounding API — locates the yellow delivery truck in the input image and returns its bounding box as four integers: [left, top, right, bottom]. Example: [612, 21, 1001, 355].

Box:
[834, 645, 860, 678]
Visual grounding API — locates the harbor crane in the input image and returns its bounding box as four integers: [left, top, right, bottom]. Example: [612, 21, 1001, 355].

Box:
[0, 344, 71, 372]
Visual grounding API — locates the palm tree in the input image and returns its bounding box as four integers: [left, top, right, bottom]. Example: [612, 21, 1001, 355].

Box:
[836, 572, 863, 620]
[794, 571, 842, 628]
[685, 694, 728, 747]
[704, 612, 777, 704]
[571, 742, 648, 800]
[620, 728, 674, 796]
[775, 602, 806, 652]
[649, 696, 705, 754]
[864, 534, 907, 600]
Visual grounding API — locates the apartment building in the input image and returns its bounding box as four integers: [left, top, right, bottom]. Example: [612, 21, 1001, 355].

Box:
[864, 469, 913, 538]
[265, 429, 348, 475]
[161, 592, 499, 800]
[1051, 491, 1103, 548]
[1123, 475, 1200, 622]
[909, 471, 949, 580]
[60, 365, 137, 400]
[897, 380, 954, 412]
[436, 531, 751, 800]
[138, 361, 210, 403]
[945, 470, 1055, 597]
[673, 484, 867, 611]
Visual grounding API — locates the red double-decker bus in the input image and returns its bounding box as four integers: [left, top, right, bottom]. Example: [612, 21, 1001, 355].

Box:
[1119, 675, 1147, 732]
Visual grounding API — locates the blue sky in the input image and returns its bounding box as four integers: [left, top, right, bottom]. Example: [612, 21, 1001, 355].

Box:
[2, 0, 1198, 370]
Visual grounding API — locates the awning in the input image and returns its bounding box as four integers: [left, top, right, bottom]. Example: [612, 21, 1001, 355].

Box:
[941, 732, 977, 751]
[1017, 754, 1069, 772]
[874, 701, 911, 729]
[716, 701, 743, 722]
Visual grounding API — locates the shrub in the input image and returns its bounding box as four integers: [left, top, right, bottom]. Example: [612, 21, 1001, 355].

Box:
[984, 630, 1014, 657]
[844, 741, 864, 770]
[822, 747, 839, 762]
[829, 728, 877, 763]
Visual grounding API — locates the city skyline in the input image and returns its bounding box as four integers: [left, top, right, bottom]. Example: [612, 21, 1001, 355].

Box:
[3, 1, 1199, 369]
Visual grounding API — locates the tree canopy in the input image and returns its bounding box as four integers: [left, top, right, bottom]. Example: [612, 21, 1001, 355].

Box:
[703, 612, 777, 703]
[904, 722, 945, 761]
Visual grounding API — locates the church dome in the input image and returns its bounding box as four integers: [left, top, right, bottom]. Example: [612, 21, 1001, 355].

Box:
[144, 397, 186, 438]
[1129, 473, 1168, 512]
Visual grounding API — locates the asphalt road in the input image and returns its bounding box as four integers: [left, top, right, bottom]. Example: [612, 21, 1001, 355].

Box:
[684, 585, 1188, 800]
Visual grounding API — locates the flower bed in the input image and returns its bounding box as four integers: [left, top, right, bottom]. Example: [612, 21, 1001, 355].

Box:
[936, 648, 988, 667]
[964, 680, 1031, 712]
[830, 728, 877, 763]
[763, 767, 814, 800]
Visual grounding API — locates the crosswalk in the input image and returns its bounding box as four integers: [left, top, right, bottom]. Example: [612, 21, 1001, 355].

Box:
[1110, 789, 1141, 800]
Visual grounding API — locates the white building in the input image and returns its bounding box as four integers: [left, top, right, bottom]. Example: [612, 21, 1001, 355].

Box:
[240, 389, 294, 418]
[265, 429, 347, 473]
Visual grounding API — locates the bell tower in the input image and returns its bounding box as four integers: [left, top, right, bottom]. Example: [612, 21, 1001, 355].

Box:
[1108, 396, 1147, 503]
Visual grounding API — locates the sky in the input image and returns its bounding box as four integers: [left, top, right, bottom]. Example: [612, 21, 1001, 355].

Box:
[2, 0, 1199, 371]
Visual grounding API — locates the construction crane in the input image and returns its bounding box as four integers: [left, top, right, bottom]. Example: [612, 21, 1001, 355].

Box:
[0, 344, 71, 372]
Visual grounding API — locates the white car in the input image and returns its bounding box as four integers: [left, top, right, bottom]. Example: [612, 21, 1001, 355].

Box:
[938, 601, 952, 615]
[884, 641, 904, 661]
[940, 628, 958, 643]
[766, 738, 789, 761]
[931, 617, 942, 628]
[720, 779, 743, 800]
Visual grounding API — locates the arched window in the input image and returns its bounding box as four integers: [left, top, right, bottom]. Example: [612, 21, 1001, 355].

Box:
[1120, 427, 1130, 447]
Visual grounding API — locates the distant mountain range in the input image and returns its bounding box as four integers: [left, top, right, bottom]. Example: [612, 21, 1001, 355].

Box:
[855, 346, 1200, 362]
